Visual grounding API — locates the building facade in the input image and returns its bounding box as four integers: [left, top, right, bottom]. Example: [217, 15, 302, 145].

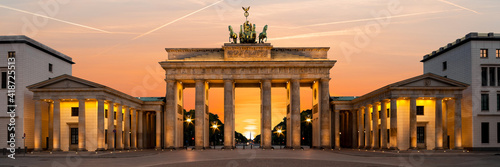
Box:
[422, 32, 500, 150]
[0, 36, 73, 150]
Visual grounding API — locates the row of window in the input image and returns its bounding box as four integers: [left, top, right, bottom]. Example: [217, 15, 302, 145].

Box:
[479, 93, 500, 111]
[0, 52, 53, 88]
[480, 67, 500, 87]
[481, 122, 500, 144]
[480, 49, 500, 58]
[71, 108, 132, 122]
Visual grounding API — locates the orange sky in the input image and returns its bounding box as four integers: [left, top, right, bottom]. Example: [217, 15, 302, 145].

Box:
[2, 0, 498, 139]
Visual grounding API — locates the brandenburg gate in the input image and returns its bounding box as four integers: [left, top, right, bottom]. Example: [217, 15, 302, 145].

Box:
[160, 7, 336, 149]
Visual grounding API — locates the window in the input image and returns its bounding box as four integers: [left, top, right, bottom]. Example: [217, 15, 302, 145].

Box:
[444, 76, 447, 78]
[417, 126, 425, 143]
[482, 67, 488, 86]
[416, 106, 424, 115]
[71, 128, 78, 144]
[481, 94, 489, 111]
[442, 61, 447, 71]
[491, 67, 496, 86]
[8, 51, 15, 58]
[48, 63, 53, 72]
[497, 68, 500, 86]
[497, 49, 500, 58]
[481, 122, 489, 143]
[105, 109, 108, 118]
[481, 49, 488, 58]
[497, 94, 500, 111]
[71, 107, 79, 116]
[1, 72, 6, 89]
[498, 123, 500, 143]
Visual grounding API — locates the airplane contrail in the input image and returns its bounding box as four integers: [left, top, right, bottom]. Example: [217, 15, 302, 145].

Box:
[295, 9, 463, 28]
[271, 29, 353, 41]
[437, 0, 479, 14]
[0, 4, 111, 33]
[132, 0, 224, 40]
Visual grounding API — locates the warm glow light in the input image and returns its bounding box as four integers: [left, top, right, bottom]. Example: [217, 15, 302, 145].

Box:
[306, 118, 311, 122]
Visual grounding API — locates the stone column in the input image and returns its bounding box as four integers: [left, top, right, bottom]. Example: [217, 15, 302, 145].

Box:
[34, 97, 42, 151]
[224, 79, 235, 149]
[107, 101, 115, 150]
[443, 101, 448, 149]
[156, 110, 162, 149]
[116, 104, 123, 150]
[195, 80, 206, 149]
[409, 97, 417, 149]
[351, 110, 358, 148]
[334, 110, 340, 149]
[380, 100, 388, 149]
[358, 108, 364, 148]
[454, 95, 463, 149]
[435, 97, 443, 149]
[97, 98, 105, 151]
[131, 109, 137, 149]
[372, 103, 379, 149]
[261, 79, 272, 149]
[364, 105, 370, 148]
[138, 111, 143, 149]
[165, 80, 176, 148]
[78, 98, 87, 151]
[124, 106, 130, 150]
[290, 79, 301, 149]
[51, 99, 61, 151]
[389, 98, 398, 149]
[320, 78, 331, 148]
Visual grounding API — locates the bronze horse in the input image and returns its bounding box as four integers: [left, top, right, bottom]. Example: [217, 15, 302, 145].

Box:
[259, 25, 268, 43]
[228, 26, 238, 43]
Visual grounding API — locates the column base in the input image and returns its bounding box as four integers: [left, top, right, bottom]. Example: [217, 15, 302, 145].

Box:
[408, 147, 418, 150]
[389, 147, 399, 150]
[77, 148, 88, 151]
[95, 148, 105, 151]
[358, 146, 365, 149]
[130, 147, 137, 150]
[115, 147, 123, 150]
[372, 146, 379, 150]
[51, 148, 62, 152]
[155, 147, 162, 150]
[34, 148, 43, 152]
[194, 146, 206, 150]
[433, 147, 443, 150]
[260, 146, 273, 149]
[124, 147, 130, 150]
[453, 147, 464, 150]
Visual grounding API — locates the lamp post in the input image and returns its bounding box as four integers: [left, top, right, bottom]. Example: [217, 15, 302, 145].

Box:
[211, 121, 219, 149]
[306, 115, 312, 149]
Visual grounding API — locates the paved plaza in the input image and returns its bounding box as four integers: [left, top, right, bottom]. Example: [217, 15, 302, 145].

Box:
[2, 148, 500, 167]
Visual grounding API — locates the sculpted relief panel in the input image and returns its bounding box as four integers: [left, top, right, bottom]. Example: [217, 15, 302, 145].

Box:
[166, 67, 329, 76]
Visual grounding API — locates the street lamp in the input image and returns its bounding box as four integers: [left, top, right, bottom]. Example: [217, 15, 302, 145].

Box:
[185, 115, 193, 147]
[306, 114, 312, 148]
[275, 126, 285, 149]
[211, 121, 220, 149]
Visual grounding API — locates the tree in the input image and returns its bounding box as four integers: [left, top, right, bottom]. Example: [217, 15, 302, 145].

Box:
[253, 134, 261, 144]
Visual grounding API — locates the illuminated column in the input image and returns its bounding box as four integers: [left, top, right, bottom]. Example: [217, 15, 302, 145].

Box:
[435, 97, 443, 149]
[107, 101, 115, 150]
[380, 100, 388, 149]
[364, 105, 370, 148]
[443, 101, 448, 149]
[261, 79, 272, 149]
[124, 106, 130, 150]
[138, 111, 143, 149]
[77, 97, 87, 151]
[389, 98, 398, 149]
[224, 79, 235, 149]
[116, 104, 123, 150]
[96, 98, 105, 151]
[454, 95, 463, 149]
[34, 97, 42, 151]
[334, 110, 340, 149]
[52, 98, 61, 151]
[409, 97, 417, 149]
[351, 110, 358, 148]
[156, 110, 161, 149]
[165, 79, 176, 148]
[131, 109, 137, 149]
[320, 78, 331, 148]
[358, 108, 364, 148]
[290, 79, 301, 149]
[372, 103, 379, 149]
[195, 80, 207, 149]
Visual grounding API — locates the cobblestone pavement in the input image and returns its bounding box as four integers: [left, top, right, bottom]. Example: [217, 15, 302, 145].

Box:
[1, 148, 500, 167]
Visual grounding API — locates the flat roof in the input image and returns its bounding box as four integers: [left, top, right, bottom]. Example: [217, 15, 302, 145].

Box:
[421, 32, 500, 62]
[330, 96, 358, 101]
[136, 97, 165, 102]
[0, 35, 75, 64]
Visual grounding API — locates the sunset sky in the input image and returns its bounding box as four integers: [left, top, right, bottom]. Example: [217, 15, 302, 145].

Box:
[2, 0, 499, 139]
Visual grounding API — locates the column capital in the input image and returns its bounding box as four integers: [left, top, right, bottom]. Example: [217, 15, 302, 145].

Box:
[50, 96, 60, 102]
[320, 78, 331, 82]
[435, 97, 444, 100]
[33, 96, 41, 101]
[76, 96, 86, 100]
[96, 95, 106, 101]
[454, 94, 463, 99]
